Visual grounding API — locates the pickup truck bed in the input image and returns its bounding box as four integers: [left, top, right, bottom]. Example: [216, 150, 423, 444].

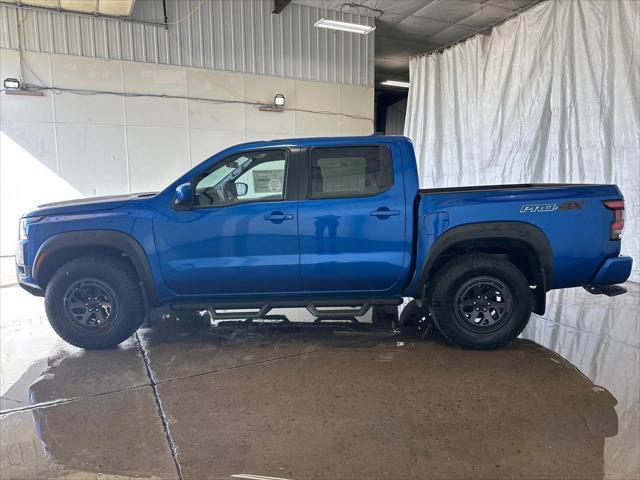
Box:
[16, 136, 632, 350]
[420, 183, 595, 193]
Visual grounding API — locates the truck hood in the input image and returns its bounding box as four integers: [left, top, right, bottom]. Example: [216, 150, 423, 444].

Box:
[23, 192, 158, 218]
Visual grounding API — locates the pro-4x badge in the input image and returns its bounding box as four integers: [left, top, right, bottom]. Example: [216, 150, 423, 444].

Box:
[520, 200, 586, 213]
[520, 204, 558, 213]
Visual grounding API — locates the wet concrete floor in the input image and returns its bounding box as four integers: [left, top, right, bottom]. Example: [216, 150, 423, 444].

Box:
[1, 278, 638, 479]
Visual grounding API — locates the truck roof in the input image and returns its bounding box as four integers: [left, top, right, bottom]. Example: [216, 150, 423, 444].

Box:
[229, 135, 412, 151]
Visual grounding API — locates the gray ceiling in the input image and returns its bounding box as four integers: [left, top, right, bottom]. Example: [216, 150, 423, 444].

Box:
[293, 0, 540, 87]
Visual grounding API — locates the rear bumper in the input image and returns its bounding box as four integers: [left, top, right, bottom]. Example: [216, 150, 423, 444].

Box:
[590, 256, 633, 286]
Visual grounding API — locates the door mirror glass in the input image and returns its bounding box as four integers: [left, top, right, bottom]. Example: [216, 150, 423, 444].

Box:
[235, 182, 248, 197]
[174, 182, 193, 208]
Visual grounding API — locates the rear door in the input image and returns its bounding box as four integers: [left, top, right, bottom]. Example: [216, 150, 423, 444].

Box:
[297, 144, 407, 293]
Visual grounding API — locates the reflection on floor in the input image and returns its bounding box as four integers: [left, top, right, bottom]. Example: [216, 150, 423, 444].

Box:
[1, 282, 638, 479]
[521, 282, 640, 480]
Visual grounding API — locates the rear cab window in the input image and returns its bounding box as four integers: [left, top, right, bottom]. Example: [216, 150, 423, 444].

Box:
[308, 146, 393, 199]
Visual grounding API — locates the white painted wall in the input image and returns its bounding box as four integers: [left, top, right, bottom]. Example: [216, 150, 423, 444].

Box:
[0, 48, 373, 255]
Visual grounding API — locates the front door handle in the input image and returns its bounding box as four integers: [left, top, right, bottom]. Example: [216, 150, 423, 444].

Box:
[264, 211, 294, 222]
[370, 208, 400, 218]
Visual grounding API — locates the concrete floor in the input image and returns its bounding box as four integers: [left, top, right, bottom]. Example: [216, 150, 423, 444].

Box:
[0, 261, 638, 479]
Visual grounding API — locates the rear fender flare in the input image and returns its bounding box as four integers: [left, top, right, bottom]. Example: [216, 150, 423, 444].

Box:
[418, 222, 553, 314]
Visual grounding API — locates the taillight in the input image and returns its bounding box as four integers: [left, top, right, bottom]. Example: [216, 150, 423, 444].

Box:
[603, 200, 625, 240]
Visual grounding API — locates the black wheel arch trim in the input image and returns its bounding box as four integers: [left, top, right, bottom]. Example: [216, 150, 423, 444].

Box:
[418, 221, 554, 296]
[32, 230, 158, 305]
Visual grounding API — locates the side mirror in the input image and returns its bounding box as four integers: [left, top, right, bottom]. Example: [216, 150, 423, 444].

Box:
[235, 182, 248, 197]
[174, 182, 193, 209]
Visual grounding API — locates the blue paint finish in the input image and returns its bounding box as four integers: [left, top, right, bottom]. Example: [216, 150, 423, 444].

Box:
[413, 185, 623, 290]
[153, 199, 301, 295]
[15, 135, 633, 306]
[297, 141, 409, 293]
[590, 256, 633, 285]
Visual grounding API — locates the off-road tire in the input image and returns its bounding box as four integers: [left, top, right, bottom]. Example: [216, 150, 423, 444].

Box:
[400, 299, 431, 327]
[45, 255, 145, 349]
[428, 254, 532, 350]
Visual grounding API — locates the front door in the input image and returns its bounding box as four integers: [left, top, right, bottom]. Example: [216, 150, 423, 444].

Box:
[297, 144, 407, 293]
[153, 148, 301, 296]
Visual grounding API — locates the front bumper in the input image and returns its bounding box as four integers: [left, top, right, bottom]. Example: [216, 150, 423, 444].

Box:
[590, 256, 633, 286]
[15, 240, 44, 297]
[17, 278, 44, 296]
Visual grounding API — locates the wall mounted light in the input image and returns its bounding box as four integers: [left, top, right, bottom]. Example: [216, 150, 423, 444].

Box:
[380, 80, 410, 88]
[3, 78, 21, 89]
[259, 93, 286, 112]
[3, 77, 44, 96]
[274, 93, 285, 107]
[314, 18, 375, 35]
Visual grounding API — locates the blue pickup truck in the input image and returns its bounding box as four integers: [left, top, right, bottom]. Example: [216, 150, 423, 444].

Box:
[16, 136, 632, 350]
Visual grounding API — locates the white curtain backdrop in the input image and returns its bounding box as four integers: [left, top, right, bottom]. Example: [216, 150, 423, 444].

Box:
[405, 0, 639, 282]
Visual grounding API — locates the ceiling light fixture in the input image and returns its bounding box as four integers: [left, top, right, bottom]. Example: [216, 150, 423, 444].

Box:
[314, 18, 375, 35]
[381, 80, 411, 88]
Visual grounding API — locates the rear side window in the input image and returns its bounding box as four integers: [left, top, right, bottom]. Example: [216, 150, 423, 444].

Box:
[309, 146, 393, 199]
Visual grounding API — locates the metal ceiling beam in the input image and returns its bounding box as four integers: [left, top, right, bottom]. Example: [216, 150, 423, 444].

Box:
[272, 0, 291, 14]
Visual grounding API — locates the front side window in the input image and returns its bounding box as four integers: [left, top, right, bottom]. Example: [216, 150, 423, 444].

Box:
[194, 150, 287, 207]
[309, 146, 393, 199]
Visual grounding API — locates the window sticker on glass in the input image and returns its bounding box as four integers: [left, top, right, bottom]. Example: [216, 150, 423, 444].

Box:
[253, 170, 284, 193]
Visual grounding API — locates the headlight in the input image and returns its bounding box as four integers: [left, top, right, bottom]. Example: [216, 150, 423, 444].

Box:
[19, 216, 43, 240]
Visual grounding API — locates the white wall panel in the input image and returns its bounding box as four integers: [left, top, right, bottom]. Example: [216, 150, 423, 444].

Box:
[189, 128, 246, 167]
[186, 68, 245, 131]
[57, 123, 128, 196]
[0, 49, 373, 255]
[294, 80, 341, 137]
[0, 119, 58, 172]
[0, 0, 375, 86]
[51, 55, 125, 124]
[123, 61, 188, 128]
[126, 125, 190, 192]
[0, 50, 53, 122]
[243, 74, 296, 135]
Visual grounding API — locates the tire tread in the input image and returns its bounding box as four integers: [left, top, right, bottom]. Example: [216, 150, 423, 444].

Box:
[45, 255, 144, 349]
[428, 254, 532, 350]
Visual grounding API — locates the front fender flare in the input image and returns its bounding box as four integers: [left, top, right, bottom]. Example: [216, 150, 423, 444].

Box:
[33, 230, 158, 304]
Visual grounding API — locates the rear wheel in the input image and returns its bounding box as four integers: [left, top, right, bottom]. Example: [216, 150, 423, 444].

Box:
[428, 254, 532, 349]
[45, 256, 145, 349]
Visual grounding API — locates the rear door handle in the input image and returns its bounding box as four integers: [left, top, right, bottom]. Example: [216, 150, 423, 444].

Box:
[370, 208, 400, 218]
[264, 211, 294, 222]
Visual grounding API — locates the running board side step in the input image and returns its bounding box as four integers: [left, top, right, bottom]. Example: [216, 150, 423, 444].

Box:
[583, 284, 627, 297]
[206, 303, 374, 321]
[307, 303, 371, 319]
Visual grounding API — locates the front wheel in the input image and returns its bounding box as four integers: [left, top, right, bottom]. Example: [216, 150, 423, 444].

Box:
[428, 254, 532, 350]
[45, 256, 145, 349]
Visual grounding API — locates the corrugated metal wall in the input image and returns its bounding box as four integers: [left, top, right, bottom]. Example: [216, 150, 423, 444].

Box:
[0, 0, 374, 86]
